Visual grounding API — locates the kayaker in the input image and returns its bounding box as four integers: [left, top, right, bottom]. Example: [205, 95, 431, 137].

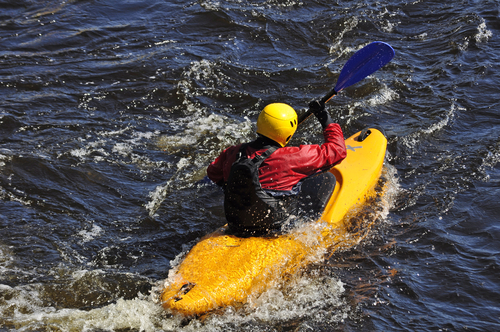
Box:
[207, 101, 347, 236]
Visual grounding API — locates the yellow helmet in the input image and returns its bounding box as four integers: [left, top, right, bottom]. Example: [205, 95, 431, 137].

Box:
[256, 103, 298, 147]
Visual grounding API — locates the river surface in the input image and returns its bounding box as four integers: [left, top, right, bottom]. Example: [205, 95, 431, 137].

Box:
[1, 0, 499, 331]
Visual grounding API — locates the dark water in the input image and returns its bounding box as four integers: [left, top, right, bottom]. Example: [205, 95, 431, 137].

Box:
[1, 0, 499, 331]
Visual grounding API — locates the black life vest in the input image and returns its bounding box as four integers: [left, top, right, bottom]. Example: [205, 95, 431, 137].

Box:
[224, 144, 293, 234]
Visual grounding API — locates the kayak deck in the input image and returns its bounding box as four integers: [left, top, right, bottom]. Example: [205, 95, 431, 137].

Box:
[160, 128, 388, 316]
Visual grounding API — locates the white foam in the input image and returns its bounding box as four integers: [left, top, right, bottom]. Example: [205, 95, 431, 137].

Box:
[352, 84, 399, 110]
[399, 102, 461, 151]
[252, 274, 346, 321]
[145, 155, 192, 217]
[69, 147, 90, 159]
[190, 273, 349, 331]
[78, 223, 104, 243]
[422, 102, 459, 135]
[0, 187, 33, 206]
[112, 142, 132, 157]
[147, 114, 253, 216]
[158, 113, 252, 153]
[475, 21, 492, 43]
[9, 296, 170, 332]
[0, 244, 14, 268]
[66, 127, 165, 174]
[154, 40, 177, 46]
[0, 153, 11, 167]
[417, 32, 428, 40]
[328, 18, 360, 56]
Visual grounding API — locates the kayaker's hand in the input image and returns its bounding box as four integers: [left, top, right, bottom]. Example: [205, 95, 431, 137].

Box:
[308, 100, 325, 115]
[309, 100, 333, 129]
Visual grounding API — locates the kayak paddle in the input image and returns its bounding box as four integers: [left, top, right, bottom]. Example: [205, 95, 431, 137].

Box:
[298, 41, 395, 125]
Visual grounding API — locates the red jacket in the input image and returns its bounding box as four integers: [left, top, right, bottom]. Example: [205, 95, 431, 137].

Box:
[207, 123, 347, 192]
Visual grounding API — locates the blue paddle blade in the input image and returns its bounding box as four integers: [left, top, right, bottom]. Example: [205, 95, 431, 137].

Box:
[334, 41, 395, 93]
[299, 41, 394, 125]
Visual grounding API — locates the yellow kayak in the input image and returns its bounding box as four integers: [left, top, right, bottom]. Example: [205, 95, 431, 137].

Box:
[160, 128, 387, 316]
